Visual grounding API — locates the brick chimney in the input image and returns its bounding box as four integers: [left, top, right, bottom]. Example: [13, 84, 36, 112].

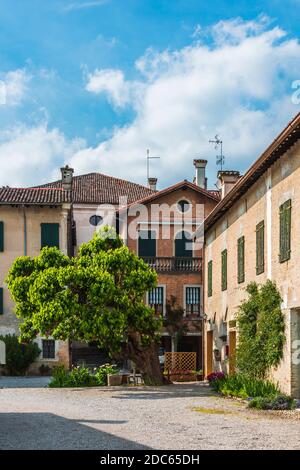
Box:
[148, 177, 157, 191]
[217, 170, 241, 199]
[60, 165, 74, 191]
[193, 159, 207, 189]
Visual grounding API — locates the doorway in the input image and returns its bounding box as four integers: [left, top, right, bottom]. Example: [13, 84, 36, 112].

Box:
[229, 330, 236, 375]
[206, 330, 213, 376]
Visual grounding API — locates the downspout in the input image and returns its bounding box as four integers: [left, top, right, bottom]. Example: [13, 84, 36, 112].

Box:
[22, 205, 27, 256]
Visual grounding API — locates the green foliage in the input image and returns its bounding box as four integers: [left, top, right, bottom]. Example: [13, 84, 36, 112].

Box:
[236, 280, 285, 379]
[210, 373, 280, 399]
[94, 363, 118, 386]
[248, 395, 296, 410]
[7, 227, 162, 382]
[49, 364, 117, 388]
[0, 334, 40, 376]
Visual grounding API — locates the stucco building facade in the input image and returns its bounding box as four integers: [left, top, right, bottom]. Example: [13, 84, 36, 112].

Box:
[203, 112, 300, 397]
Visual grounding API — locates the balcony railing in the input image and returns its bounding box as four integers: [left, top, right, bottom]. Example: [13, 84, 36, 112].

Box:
[141, 256, 202, 273]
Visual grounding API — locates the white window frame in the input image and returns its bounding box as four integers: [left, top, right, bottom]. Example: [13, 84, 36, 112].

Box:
[147, 284, 167, 316]
[183, 284, 202, 317]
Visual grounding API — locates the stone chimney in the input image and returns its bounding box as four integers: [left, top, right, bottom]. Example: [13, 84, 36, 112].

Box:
[60, 165, 74, 191]
[148, 177, 157, 191]
[194, 159, 207, 189]
[217, 170, 241, 199]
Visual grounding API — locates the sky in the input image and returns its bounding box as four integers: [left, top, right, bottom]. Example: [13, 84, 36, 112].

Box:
[0, 0, 300, 190]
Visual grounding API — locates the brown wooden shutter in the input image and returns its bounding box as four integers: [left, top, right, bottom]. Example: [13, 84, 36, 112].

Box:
[0, 222, 4, 252]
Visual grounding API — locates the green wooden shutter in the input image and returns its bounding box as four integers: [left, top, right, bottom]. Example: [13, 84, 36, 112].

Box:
[237, 236, 245, 284]
[256, 221, 264, 275]
[279, 199, 291, 263]
[41, 223, 60, 248]
[138, 230, 156, 257]
[221, 249, 227, 291]
[208, 260, 213, 297]
[0, 288, 3, 315]
[0, 221, 4, 252]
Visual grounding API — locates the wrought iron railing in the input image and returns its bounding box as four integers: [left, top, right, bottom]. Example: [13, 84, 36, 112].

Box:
[141, 256, 202, 273]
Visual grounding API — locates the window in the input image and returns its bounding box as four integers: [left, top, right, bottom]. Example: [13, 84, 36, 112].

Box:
[279, 199, 291, 263]
[0, 288, 3, 315]
[237, 236, 245, 284]
[185, 286, 201, 315]
[0, 221, 3, 252]
[175, 231, 193, 257]
[221, 249, 227, 291]
[89, 215, 103, 227]
[41, 223, 59, 249]
[208, 260, 213, 297]
[177, 200, 190, 213]
[42, 339, 55, 359]
[256, 221, 264, 275]
[138, 230, 156, 257]
[148, 287, 164, 315]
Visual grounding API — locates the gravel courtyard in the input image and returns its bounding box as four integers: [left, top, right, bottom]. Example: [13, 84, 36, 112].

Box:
[0, 379, 300, 450]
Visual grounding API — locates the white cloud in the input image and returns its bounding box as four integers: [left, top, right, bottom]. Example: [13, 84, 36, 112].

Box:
[63, 0, 108, 12]
[86, 69, 131, 108]
[0, 69, 30, 106]
[78, 17, 300, 188]
[0, 124, 85, 186]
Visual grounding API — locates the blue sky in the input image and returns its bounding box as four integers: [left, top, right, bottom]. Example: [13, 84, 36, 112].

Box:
[0, 0, 300, 188]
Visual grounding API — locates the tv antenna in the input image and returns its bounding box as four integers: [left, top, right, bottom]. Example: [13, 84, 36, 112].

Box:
[146, 149, 160, 180]
[209, 135, 225, 171]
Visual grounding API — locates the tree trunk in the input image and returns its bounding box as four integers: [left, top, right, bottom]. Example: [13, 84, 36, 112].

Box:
[131, 342, 165, 385]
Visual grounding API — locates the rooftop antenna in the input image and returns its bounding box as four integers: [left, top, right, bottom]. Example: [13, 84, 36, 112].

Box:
[146, 149, 160, 180]
[209, 135, 225, 172]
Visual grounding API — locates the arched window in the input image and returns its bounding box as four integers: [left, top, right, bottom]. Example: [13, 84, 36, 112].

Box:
[175, 231, 193, 257]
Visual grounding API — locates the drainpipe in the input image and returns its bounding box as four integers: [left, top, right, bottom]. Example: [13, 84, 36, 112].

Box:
[22, 205, 27, 256]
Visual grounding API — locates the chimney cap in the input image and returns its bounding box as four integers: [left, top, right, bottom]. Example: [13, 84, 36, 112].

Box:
[148, 177, 158, 184]
[194, 159, 207, 168]
[217, 170, 240, 178]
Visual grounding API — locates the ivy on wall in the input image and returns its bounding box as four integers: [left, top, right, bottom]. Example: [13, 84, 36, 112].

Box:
[236, 280, 285, 379]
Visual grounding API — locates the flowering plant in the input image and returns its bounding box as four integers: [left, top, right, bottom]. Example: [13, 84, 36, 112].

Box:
[206, 372, 226, 383]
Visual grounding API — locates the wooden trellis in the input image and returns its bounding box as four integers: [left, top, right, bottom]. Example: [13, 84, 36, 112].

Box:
[164, 352, 197, 372]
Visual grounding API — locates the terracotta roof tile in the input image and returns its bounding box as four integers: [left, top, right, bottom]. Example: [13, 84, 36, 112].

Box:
[38, 172, 155, 204]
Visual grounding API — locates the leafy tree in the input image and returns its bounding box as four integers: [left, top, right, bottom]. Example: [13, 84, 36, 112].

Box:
[6, 227, 164, 384]
[236, 280, 285, 379]
[0, 334, 40, 376]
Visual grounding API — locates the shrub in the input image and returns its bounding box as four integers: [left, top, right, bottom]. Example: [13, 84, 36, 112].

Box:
[67, 366, 97, 387]
[49, 364, 118, 388]
[236, 281, 285, 379]
[206, 372, 226, 384]
[248, 395, 296, 410]
[208, 373, 280, 399]
[94, 364, 117, 386]
[49, 365, 70, 387]
[0, 334, 40, 376]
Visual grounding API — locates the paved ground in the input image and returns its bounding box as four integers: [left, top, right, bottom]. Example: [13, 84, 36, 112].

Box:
[0, 379, 300, 450]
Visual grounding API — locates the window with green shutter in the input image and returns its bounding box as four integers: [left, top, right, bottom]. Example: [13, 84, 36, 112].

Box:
[0, 221, 4, 252]
[0, 288, 3, 315]
[221, 249, 227, 291]
[237, 236, 245, 284]
[41, 223, 60, 249]
[208, 260, 213, 297]
[279, 199, 291, 263]
[138, 230, 156, 257]
[256, 221, 264, 275]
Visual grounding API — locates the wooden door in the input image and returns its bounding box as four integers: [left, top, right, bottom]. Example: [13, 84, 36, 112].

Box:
[206, 331, 213, 376]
